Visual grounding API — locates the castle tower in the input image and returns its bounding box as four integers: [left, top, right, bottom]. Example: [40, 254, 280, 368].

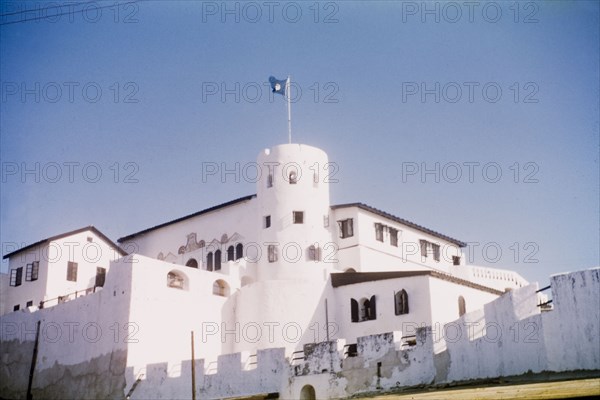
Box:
[255, 143, 333, 281]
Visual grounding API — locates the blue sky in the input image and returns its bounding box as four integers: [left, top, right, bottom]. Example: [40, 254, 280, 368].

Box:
[1, 1, 598, 286]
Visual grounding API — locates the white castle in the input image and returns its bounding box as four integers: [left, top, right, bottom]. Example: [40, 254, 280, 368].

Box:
[1, 143, 598, 399]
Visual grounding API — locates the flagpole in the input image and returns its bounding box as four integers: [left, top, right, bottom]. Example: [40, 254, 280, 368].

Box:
[287, 75, 292, 144]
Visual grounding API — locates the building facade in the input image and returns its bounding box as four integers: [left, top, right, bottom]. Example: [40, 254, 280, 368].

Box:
[1, 143, 594, 400]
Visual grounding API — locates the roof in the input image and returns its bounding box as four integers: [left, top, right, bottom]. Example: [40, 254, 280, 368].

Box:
[3, 226, 127, 260]
[331, 271, 503, 295]
[117, 195, 257, 243]
[331, 203, 467, 247]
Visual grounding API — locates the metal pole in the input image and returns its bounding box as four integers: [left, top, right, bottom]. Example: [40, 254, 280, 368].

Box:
[191, 331, 196, 400]
[26, 320, 41, 400]
[325, 299, 330, 342]
[287, 75, 292, 144]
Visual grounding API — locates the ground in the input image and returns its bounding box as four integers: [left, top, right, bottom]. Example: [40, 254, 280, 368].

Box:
[355, 374, 600, 400]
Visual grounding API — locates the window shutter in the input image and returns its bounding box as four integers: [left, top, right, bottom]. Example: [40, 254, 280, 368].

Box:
[369, 295, 377, 320]
[394, 291, 400, 315]
[350, 298, 359, 322]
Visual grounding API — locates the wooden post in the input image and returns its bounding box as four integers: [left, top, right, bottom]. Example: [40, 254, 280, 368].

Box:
[191, 331, 196, 400]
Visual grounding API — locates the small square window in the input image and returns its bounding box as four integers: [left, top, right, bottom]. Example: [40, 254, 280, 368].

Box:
[26, 301, 33, 307]
[13, 304, 20, 312]
[453, 256, 461, 266]
[293, 211, 304, 224]
[264, 215, 271, 228]
[87, 236, 93, 242]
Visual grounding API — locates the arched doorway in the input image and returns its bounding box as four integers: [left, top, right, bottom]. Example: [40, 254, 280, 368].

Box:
[299, 385, 316, 400]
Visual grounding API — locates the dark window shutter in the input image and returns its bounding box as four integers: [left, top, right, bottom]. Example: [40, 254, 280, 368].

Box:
[351, 298, 358, 322]
[369, 295, 377, 320]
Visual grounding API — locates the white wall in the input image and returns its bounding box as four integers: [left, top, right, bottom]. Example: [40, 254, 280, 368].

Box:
[119, 197, 258, 273]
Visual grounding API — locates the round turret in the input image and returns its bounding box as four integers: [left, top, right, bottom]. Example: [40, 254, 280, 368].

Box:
[255, 144, 333, 280]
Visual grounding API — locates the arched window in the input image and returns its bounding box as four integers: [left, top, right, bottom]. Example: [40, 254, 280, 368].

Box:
[215, 250, 222, 271]
[227, 246, 235, 262]
[289, 170, 297, 184]
[185, 258, 198, 268]
[207, 252, 213, 271]
[167, 270, 187, 290]
[458, 296, 466, 317]
[235, 243, 243, 260]
[308, 245, 321, 261]
[345, 268, 357, 273]
[300, 385, 316, 400]
[212, 279, 230, 297]
[395, 289, 409, 315]
[351, 296, 376, 322]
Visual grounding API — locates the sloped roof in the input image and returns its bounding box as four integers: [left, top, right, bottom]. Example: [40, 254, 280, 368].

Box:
[331, 271, 503, 295]
[331, 203, 467, 247]
[117, 195, 257, 243]
[3, 226, 126, 259]
[116, 195, 466, 248]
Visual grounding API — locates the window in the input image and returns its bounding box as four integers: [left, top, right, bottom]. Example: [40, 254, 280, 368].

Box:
[212, 279, 230, 297]
[87, 236, 93, 242]
[67, 261, 78, 282]
[395, 289, 409, 315]
[351, 296, 376, 322]
[13, 305, 20, 312]
[95, 267, 106, 287]
[389, 228, 399, 247]
[432, 244, 440, 262]
[453, 256, 461, 266]
[264, 215, 271, 228]
[26, 301, 33, 307]
[26, 261, 39, 281]
[10, 267, 23, 287]
[267, 174, 273, 188]
[458, 296, 466, 317]
[350, 298, 359, 322]
[420, 240, 428, 258]
[375, 223, 384, 242]
[227, 246, 235, 262]
[293, 211, 304, 224]
[268, 245, 278, 263]
[338, 219, 354, 239]
[207, 252, 214, 271]
[167, 271, 185, 290]
[308, 245, 321, 261]
[186, 258, 199, 268]
[289, 170, 297, 184]
[323, 215, 329, 228]
[215, 250, 222, 271]
[235, 243, 243, 260]
[420, 239, 440, 261]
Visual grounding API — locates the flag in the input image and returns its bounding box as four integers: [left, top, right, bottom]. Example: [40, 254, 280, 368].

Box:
[269, 76, 287, 96]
